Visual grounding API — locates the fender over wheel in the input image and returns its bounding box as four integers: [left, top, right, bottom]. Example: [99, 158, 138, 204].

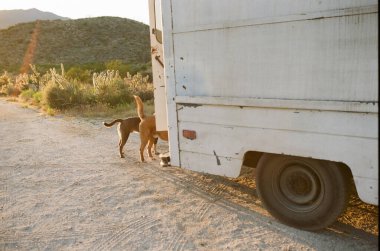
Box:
[256, 153, 351, 231]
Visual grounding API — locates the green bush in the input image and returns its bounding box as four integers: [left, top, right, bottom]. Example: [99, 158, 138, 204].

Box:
[42, 67, 93, 109]
[20, 89, 36, 101]
[42, 82, 83, 110]
[43, 81, 91, 109]
[43, 82, 68, 109]
[105, 60, 130, 77]
[20, 89, 43, 106]
[33, 91, 42, 104]
[66, 67, 93, 84]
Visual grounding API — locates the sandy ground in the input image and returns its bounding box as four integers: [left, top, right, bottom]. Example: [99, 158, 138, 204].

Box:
[0, 98, 378, 250]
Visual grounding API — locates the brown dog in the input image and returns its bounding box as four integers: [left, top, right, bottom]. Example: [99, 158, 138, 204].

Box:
[133, 95, 168, 162]
[103, 117, 158, 158]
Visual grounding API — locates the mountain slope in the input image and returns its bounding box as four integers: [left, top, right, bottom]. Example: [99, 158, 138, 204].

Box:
[0, 16, 151, 72]
[0, 8, 68, 29]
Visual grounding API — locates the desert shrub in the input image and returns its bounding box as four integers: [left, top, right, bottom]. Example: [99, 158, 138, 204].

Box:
[19, 89, 43, 106]
[124, 72, 154, 101]
[43, 81, 89, 109]
[33, 91, 43, 104]
[28, 65, 42, 91]
[0, 71, 12, 87]
[43, 82, 69, 109]
[0, 72, 18, 96]
[15, 73, 30, 91]
[66, 67, 93, 84]
[127, 63, 147, 76]
[19, 89, 36, 101]
[42, 67, 92, 109]
[38, 70, 55, 91]
[93, 70, 132, 106]
[105, 60, 130, 77]
[1, 84, 21, 96]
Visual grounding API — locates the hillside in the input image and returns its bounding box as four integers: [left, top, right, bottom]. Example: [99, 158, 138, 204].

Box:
[0, 8, 68, 29]
[0, 16, 151, 73]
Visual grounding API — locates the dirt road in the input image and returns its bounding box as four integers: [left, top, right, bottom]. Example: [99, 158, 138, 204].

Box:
[0, 98, 378, 250]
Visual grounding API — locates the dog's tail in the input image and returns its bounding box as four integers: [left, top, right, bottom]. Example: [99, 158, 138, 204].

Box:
[103, 119, 123, 127]
[133, 95, 145, 120]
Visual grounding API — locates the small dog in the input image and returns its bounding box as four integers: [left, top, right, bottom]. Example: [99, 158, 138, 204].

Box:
[103, 117, 157, 158]
[134, 95, 168, 162]
[159, 152, 171, 167]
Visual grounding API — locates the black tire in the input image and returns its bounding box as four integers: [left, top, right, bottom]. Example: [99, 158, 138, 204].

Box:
[256, 153, 350, 231]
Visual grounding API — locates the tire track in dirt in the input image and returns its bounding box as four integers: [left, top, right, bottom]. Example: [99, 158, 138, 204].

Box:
[2, 210, 171, 250]
[0, 232, 85, 246]
[1, 219, 161, 249]
[166, 232, 187, 251]
[195, 201, 213, 221]
[93, 216, 160, 251]
[0, 166, 16, 212]
[193, 184, 228, 221]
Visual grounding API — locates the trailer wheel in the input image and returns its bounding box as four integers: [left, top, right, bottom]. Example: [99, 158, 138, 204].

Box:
[256, 153, 350, 231]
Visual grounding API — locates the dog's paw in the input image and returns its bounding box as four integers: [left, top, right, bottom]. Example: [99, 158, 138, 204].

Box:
[160, 160, 170, 167]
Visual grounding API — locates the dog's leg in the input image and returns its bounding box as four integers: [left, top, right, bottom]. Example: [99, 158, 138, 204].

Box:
[118, 139, 124, 158]
[153, 137, 159, 155]
[139, 136, 149, 162]
[119, 133, 129, 158]
[147, 138, 155, 160]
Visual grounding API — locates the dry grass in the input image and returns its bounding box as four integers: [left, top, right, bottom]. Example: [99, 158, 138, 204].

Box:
[59, 100, 155, 119]
[6, 95, 155, 119]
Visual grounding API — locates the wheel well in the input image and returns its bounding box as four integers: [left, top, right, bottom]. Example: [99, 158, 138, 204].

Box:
[337, 161, 357, 196]
[243, 151, 263, 168]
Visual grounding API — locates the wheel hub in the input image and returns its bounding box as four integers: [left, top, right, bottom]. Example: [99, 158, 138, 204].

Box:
[279, 165, 320, 205]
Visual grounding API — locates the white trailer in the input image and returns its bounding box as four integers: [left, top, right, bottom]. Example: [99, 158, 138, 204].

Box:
[148, 0, 378, 230]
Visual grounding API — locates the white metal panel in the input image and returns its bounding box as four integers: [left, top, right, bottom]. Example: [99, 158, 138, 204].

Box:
[171, 0, 377, 32]
[173, 13, 378, 101]
[176, 96, 378, 113]
[178, 120, 378, 168]
[354, 177, 379, 205]
[180, 151, 241, 178]
[177, 104, 378, 139]
[177, 119, 378, 204]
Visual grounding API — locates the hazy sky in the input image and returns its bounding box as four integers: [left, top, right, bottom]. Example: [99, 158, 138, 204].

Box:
[0, 0, 150, 24]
